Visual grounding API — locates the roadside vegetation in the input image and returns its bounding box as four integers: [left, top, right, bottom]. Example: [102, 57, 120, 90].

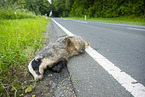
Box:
[52, 0, 145, 26]
[67, 16, 145, 26]
[0, 7, 50, 97]
[51, 0, 145, 18]
[0, 0, 51, 96]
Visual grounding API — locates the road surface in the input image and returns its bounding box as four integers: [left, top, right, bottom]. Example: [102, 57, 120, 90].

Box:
[50, 18, 145, 97]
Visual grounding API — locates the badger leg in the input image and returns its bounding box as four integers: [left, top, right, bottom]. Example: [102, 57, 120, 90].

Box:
[51, 59, 67, 73]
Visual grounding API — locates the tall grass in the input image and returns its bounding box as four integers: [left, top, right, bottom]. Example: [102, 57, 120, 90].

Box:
[0, 15, 49, 96]
[0, 7, 36, 19]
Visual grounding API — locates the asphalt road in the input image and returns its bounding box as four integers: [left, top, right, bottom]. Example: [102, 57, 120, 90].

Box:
[51, 18, 145, 97]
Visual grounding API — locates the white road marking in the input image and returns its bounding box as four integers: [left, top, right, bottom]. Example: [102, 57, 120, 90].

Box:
[52, 18, 75, 36]
[51, 18, 145, 97]
[86, 46, 145, 97]
[128, 28, 145, 31]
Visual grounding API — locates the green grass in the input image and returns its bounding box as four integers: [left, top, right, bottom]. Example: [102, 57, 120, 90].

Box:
[67, 17, 145, 26]
[0, 16, 50, 96]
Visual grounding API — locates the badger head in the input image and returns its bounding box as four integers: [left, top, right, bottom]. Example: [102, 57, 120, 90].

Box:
[28, 58, 43, 80]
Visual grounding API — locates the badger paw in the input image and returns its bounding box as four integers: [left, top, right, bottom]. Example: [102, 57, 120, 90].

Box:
[34, 74, 43, 81]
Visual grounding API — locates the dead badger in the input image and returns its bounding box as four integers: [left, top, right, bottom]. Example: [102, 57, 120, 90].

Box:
[28, 36, 89, 80]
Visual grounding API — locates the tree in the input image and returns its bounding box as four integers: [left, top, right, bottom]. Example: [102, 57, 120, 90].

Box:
[38, 0, 51, 15]
[51, 0, 73, 17]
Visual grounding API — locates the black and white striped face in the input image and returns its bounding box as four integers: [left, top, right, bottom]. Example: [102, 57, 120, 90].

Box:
[32, 59, 41, 75]
[28, 58, 66, 80]
[28, 59, 43, 80]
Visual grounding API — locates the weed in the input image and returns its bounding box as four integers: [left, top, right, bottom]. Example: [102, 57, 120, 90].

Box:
[61, 75, 86, 87]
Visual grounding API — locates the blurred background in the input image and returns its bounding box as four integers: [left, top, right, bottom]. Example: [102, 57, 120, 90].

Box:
[0, 0, 144, 18]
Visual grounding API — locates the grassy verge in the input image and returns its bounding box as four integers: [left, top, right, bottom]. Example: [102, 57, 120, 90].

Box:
[67, 17, 145, 26]
[0, 7, 36, 19]
[0, 17, 50, 96]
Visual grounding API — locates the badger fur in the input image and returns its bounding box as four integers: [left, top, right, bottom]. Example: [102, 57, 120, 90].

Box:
[28, 36, 89, 80]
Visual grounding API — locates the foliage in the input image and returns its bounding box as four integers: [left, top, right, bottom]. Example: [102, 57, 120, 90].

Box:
[24, 0, 51, 15]
[0, 8, 36, 19]
[52, 0, 73, 17]
[51, 0, 145, 18]
[1, 0, 144, 18]
[0, 0, 51, 16]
